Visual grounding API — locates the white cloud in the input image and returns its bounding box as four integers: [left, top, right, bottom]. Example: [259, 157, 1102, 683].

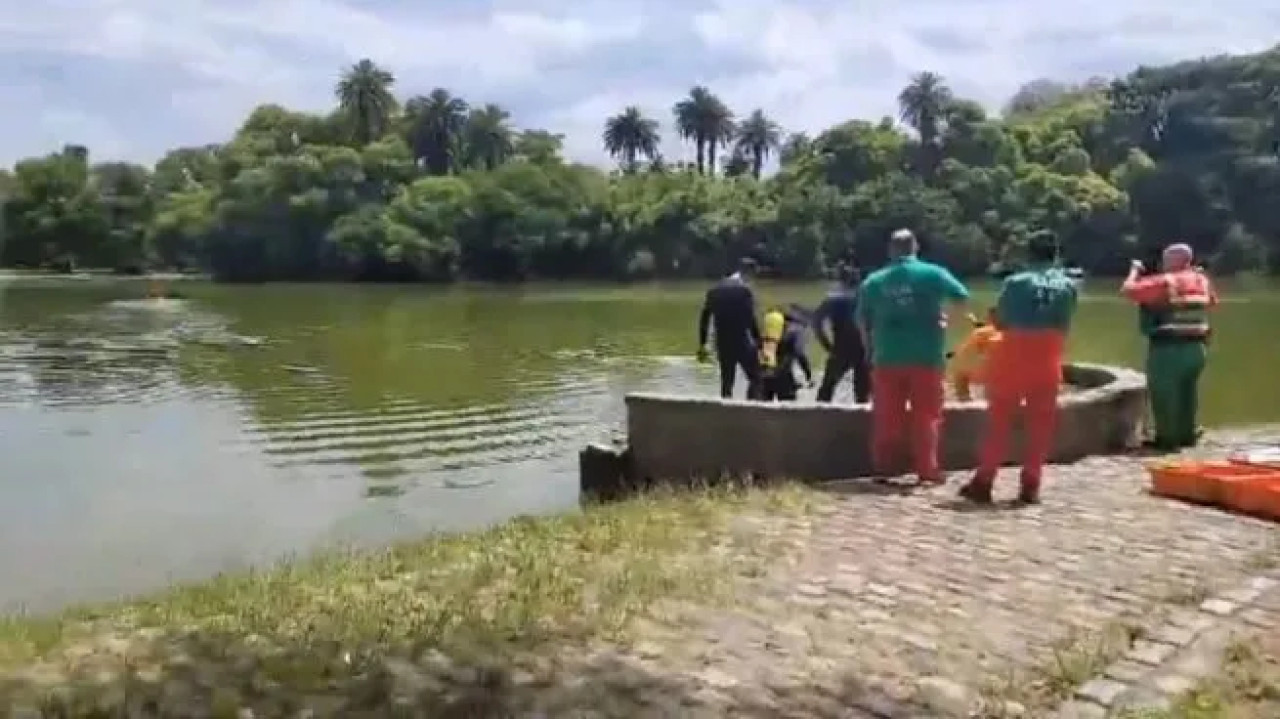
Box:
[1, 0, 1278, 168]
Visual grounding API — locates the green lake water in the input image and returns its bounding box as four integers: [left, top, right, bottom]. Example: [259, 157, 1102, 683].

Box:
[1, 277, 1278, 612]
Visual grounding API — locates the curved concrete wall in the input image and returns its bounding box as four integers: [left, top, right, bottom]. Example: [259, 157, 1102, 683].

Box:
[624, 363, 1147, 482]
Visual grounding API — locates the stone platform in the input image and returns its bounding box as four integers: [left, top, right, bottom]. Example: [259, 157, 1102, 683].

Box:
[582, 363, 1147, 498]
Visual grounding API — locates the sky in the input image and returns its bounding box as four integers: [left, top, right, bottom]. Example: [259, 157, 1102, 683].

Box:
[2, 0, 1279, 169]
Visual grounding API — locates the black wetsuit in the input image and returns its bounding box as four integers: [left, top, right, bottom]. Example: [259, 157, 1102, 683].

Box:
[759, 325, 812, 401]
[698, 274, 761, 398]
[812, 285, 871, 403]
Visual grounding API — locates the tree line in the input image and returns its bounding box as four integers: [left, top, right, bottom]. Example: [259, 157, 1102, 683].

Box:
[2, 47, 1279, 282]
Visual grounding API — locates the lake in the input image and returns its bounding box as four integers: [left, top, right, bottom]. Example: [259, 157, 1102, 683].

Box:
[2, 277, 1278, 613]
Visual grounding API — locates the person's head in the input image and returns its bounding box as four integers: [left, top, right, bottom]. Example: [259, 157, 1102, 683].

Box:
[735, 256, 758, 278]
[1161, 243, 1194, 272]
[888, 229, 918, 260]
[1027, 229, 1059, 265]
[836, 262, 861, 287]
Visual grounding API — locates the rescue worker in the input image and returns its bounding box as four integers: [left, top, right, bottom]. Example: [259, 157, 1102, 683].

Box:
[812, 263, 871, 403]
[757, 307, 814, 401]
[959, 230, 1079, 505]
[948, 307, 1001, 402]
[858, 229, 969, 484]
[697, 258, 762, 399]
[1121, 243, 1217, 451]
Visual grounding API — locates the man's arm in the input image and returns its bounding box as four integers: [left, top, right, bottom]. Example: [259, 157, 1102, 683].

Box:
[744, 288, 761, 345]
[855, 281, 874, 357]
[1120, 260, 1168, 305]
[793, 334, 814, 383]
[698, 290, 713, 347]
[1120, 275, 1168, 305]
[939, 268, 970, 305]
[811, 296, 834, 352]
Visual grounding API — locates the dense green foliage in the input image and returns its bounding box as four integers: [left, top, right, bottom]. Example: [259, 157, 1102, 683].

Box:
[3, 47, 1280, 281]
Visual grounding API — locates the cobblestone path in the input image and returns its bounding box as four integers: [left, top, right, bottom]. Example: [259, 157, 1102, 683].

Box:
[519, 430, 1280, 718]
[5, 431, 1279, 718]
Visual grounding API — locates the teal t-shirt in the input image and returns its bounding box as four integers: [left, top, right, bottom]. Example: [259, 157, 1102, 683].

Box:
[996, 266, 1079, 331]
[858, 257, 969, 368]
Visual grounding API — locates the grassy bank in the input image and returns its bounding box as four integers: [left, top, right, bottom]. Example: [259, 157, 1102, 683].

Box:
[1123, 634, 1280, 719]
[0, 483, 820, 714]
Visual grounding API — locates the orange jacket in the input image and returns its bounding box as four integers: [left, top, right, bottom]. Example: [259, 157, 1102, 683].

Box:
[951, 325, 1001, 382]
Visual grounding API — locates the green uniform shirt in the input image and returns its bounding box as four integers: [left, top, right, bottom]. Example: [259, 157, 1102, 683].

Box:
[858, 256, 969, 368]
[995, 266, 1079, 331]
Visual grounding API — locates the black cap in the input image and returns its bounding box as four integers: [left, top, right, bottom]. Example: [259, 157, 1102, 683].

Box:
[1027, 229, 1059, 263]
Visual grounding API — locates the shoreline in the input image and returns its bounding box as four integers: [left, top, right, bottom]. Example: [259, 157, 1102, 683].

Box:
[0, 483, 820, 712]
[1, 431, 1277, 716]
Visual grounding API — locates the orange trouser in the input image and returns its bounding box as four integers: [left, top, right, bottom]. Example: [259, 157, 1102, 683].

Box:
[870, 366, 945, 480]
[973, 330, 1065, 491]
[974, 382, 1060, 491]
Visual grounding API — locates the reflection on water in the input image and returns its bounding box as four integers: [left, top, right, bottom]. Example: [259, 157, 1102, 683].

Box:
[1, 278, 1278, 614]
[0, 281, 722, 613]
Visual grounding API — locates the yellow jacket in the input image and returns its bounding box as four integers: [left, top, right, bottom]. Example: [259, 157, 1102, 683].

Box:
[951, 324, 1001, 382]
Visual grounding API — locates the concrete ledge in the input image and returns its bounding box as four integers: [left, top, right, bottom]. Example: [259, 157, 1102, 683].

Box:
[621, 363, 1147, 484]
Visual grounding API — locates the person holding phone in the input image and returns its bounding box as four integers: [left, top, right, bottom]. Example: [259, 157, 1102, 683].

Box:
[1121, 243, 1217, 450]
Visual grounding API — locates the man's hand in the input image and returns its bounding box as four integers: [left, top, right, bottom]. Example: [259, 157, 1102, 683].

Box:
[1129, 259, 1144, 275]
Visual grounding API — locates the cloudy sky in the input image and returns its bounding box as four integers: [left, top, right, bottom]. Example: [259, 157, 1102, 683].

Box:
[2, 0, 1278, 168]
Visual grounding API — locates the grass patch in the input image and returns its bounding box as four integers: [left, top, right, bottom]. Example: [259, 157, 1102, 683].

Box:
[981, 619, 1149, 713]
[1119, 634, 1280, 719]
[0, 482, 822, 714]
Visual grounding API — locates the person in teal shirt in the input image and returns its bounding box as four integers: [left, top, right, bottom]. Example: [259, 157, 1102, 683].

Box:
[959, 230, 1078, 505]
[857, 229, 969, 483]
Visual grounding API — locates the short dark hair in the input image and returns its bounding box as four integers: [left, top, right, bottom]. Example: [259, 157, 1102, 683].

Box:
[836, 262, 861, 285]
[1027, 230, 1059, 263]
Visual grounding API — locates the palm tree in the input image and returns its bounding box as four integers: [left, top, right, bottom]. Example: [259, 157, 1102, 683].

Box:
[673, 86, 735, 174]
[897, 71, 953, 144]
[897, 72, 954, 178]
[462, 104, 515, 170]
[733, 109, 782, 178]
[603, 106, 661, 171]
[335, 59, 397, 146]
[404, 88, 469, 174]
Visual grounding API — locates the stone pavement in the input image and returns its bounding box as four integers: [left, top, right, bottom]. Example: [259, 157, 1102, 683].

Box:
[1056, 572, 1280, 717]
[5, 431, 1279, 718]
[521, 429, 1280, 718]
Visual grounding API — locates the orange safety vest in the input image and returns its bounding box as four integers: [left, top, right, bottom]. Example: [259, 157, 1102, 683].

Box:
[1145, 270, 1212, 340]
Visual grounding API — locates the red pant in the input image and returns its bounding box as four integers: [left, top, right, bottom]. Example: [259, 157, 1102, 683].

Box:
[974, 381, 1060, 491]
[870, 366, 945, 480]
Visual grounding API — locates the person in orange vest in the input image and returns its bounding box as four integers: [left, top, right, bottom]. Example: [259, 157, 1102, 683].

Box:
[948, 307, 1001, 401]
[959, 230, 1078, 505]
[1121, 243, 1218, 451]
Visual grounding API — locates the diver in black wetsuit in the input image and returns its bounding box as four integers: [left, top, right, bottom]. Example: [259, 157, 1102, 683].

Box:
[697, 258, 762, 399]
[758, 309, 814, 401]
[812, 262, 871, 403]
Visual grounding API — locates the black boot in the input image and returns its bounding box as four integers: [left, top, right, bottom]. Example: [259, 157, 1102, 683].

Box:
[958, 479, 993, 504]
